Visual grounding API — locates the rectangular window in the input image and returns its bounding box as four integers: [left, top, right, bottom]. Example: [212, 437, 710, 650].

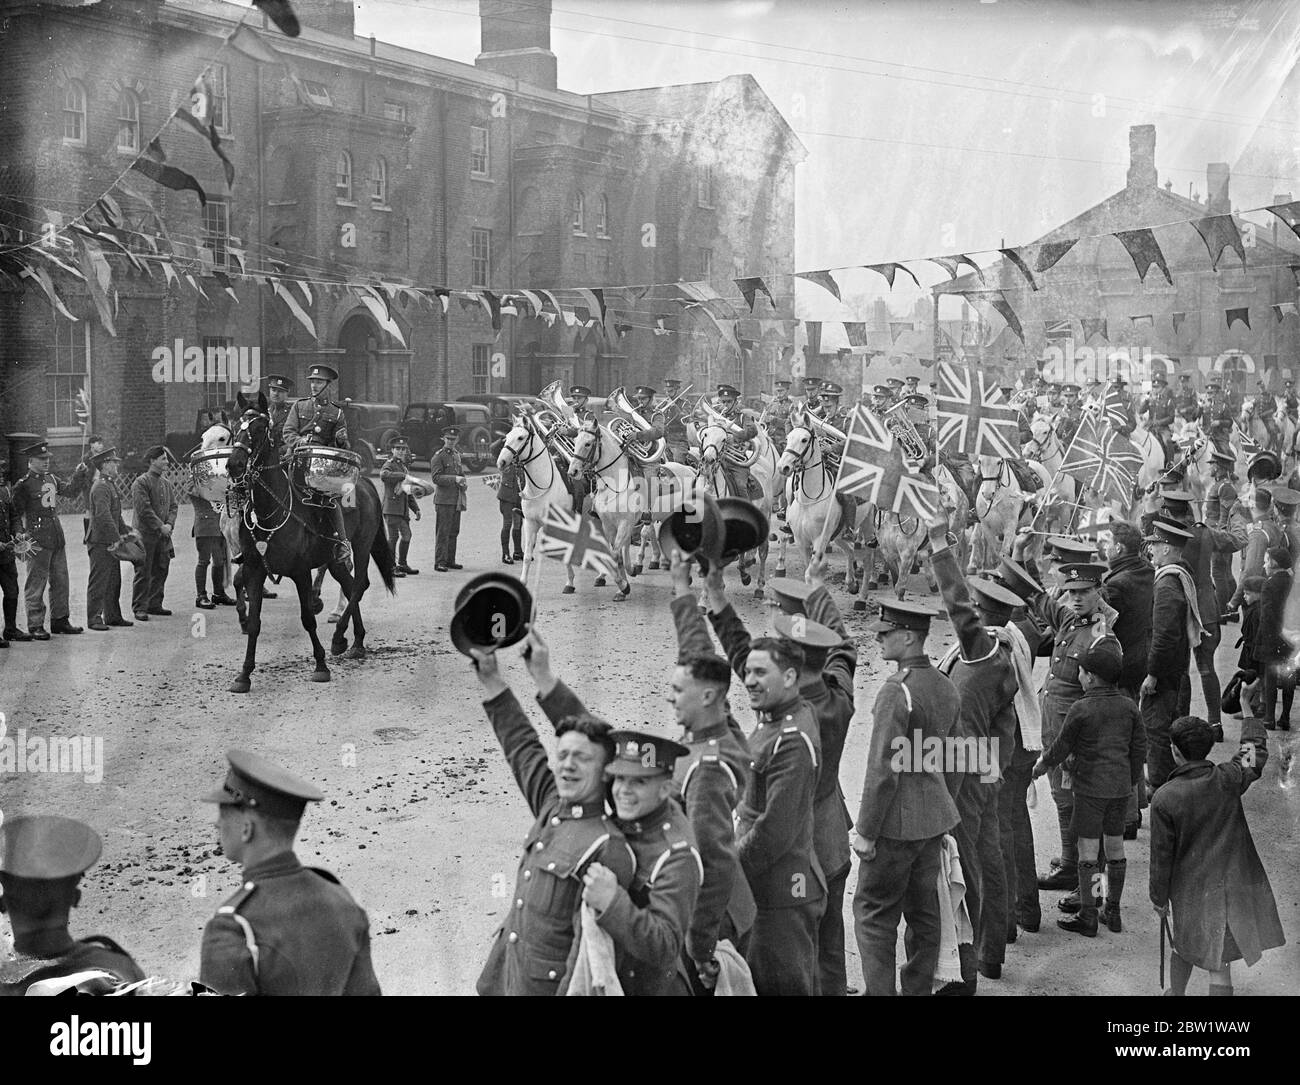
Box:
[203, 200, 229, 270]
[302, 80, 333, 107]
[202, 336, 235, 408]
[698, 247, 713, 280]
[372, 230, 391, 253]
[62, 82, 86, 145]
[210, 64, 229, 132]
[698, 165, 713, 208]
[472, 343, 491, 394]
[470, 124, 490, 177]
[383, 100, 407, 122]
[49, 318, 88, 431]
[471, 227, 491, 287]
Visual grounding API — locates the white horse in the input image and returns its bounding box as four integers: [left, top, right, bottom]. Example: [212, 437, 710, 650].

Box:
[1023, 416, 1079, 535]
[694, 417, 781, 596]
[775, 417, 872, 606]
[1241, 396, 1297, 462]
[497, 413, 580, 594]
[967, 455, 1033, 574]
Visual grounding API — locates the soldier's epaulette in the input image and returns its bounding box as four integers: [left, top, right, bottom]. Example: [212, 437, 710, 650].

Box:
[649, 837, 705, 887]
[680, 751, 739, 794]
[774, 724, 818, 769]
[888, 670, 915, 713]
[308, 866, 342, 885]
[218, 882, 258, 915]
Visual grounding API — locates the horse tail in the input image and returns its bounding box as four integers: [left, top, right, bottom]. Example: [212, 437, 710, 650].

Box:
[370, 508, 398, 594]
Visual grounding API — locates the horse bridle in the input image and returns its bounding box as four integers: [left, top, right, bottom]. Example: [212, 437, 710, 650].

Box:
[505, 419, 556, 493]
[230, 413, 294, 535]
[781, 426, 832, 500]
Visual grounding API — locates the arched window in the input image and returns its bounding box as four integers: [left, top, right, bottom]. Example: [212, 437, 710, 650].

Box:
[572, 191, 585, 234]
[336, 151, 353, 201]
[116, 89, 139, 153]
[62, 80, 87, 145]
[369, 156, 387, 206]
[596, 194, 608, 237]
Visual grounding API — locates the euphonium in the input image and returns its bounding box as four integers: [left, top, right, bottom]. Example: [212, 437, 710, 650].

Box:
[608, 385, 667, 465]
[534, 380, 578, 461]
[698, 395, 759, 465]
[883, 400, 928, 461]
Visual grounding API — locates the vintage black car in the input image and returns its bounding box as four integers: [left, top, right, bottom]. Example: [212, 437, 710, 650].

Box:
[339, 401, 403, 472]
[397, 402, 494, 470]
[456, 393, 548, 441]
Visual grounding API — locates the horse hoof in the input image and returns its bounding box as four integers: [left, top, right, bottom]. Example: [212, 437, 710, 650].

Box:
[774, 567, 787, 578]
[238, 620, 248, 634]
[344, 643, 366, 660]
[853, 600, 867, 611]
[630, 565, 642, 577]
[740, 572, 752, 586]
[593, 576, 607, 587]
[753, 588, 765, 600]
[311, 597, 324, 616]
[229, 677, 251, 694]
[613, 589, 630, 602]
[331, 638, 348, 656]
[648, 561, 661, 570]
[311, 669, 331, 683]
[562, 585, 576, 595]
[327, 612, 342, 623]
[867, 580, 878, 590]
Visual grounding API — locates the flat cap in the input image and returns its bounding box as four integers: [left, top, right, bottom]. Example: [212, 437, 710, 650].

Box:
[995, 558, 1043, 601]
[773, 611, 840, 649]
[768, 577, 816, 614]
[1268, 486, 1300, 507]
[1144, 517, 1193, 546]
[1058, 562, 1108, 590]
[1046, 536, 1096, 562]
[201, 749, 324, 821]
[969, 576, 1025, 624]
[869, 599, 937, 634]
[606, 730, 689, 778]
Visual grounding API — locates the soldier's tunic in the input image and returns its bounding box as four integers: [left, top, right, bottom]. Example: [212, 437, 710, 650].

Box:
[282, 393, 349, 451]
[86, 475, 130, 626]
[717, 404, 763, 502]
[931, 543, 1016, 990]
[1143, 388, 1177, 457]
[9, 467, 76, 629]
[560, 407, 600, 511]
[1146, 564, 1193, 791]
[853, 654, 961, 996]
[199, 851, 381, 995]
[0, 480, 19, 635]
[654, 402, 691, 464]
[1175, 385, 1201, 423]
[0, 932, 144, 996]
[1205, 477, 1241, 616]
[478, 685, 635, 995]
[1056, 405, 1083, 447]
[430, 444, 467, 568]
[268, 400, 293, 452]
[380, 454, 419, 555]
[765, 394, 796, 451]
[1203, 391, 1234, 452]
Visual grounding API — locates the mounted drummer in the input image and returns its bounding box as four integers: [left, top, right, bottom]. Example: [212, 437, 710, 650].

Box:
[1203, 375, 1234, 454]
[1175, 373, 1200, 426]
[281, 363, 351, 562]
[1142, 372, 1177, 460]
[265, 374, 296, 451]
[1056, 384, 1084, 446]
[764, 377, 795, 452]
[712, 383, 764, 502]
[1250, 378, 1282, 452]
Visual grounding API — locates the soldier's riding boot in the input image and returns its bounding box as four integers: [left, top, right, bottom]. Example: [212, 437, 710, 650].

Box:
[330, 505, 352, 566]
[398, 540, 419, 575]
[1102, 859, 1126, 932]
[3, 595, 30, 640]
[1057, 861, 1099, 936]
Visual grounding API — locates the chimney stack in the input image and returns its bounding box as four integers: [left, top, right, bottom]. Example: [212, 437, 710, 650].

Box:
[476, 0, 557, 90]
[1127, 125, 1158, 190]
[1206, 163, 1231, 214]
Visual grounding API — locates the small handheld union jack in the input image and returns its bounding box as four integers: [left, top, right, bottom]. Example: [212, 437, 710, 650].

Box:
[536, 504, 618, 580]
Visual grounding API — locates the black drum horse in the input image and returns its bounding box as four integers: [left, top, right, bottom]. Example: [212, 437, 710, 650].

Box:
[225, 401, 396, 694]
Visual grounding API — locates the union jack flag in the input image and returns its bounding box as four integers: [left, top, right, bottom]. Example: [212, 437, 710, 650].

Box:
[836, 406, 939, 520]
[1101, 383, 1134, 431]
[537, 504, 618, 579]
[935, 362, 1022, 458]
[1060, 414, 1143, 504]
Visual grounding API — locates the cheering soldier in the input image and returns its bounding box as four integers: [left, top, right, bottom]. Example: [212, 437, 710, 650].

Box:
[10, 440, 82, 639]
[380, 436, 422, 577]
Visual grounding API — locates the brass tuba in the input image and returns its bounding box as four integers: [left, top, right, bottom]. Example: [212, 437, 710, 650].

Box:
[608, 386, 667, 465]
[882, 400, 929, 461]
[801, 408, 847, 448]
[533, 380, 578, 461]
[699, 396, 758, 465]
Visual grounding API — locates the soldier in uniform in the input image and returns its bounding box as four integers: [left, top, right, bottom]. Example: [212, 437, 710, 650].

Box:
[654, 379, 691, 464]
[9, 441, 82, 639]
[85, 447, 135, 630]
[800, 376, 823, 408]
[868, 383, 892, 416]
[903, 375, 921, 399]
[1046, 383, 1064, 412]
[1142, 373, 1177, 460]
[560, 385, 599, 513]
[192, 486, 233, 610]
[1057, 384, 1084, 446]
[699, 559, 856, 996]
[1175, 373, 1200, 425]
[1, 815, 146, 996]
[281, 363, 351, 562]
[265, 374, 296, 451]
[198, 749, 382, 995]
[817, 382, 851, 431]
[0, 451, 22, 647]
[131, 445, 178, 622]
[765, 378, 795, 452]
[1140, 518, 1196, 790]
[470, 631, 636, 995]
[379, 435, 421, 577]
[1285, 377, 1299, 421]
[713, 384, 764, 503]
[583, 730, 703, 996]
[928, 510, 1024, 992]
[1205, 449, 1242, 618]
[853, 599, 961, 996]
[430, 427, 468, 572]
[885, 377, 905, 405]
[1202, 376, 1234, 453]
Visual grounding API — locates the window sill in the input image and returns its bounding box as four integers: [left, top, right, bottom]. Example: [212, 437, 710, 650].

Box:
[336, 198, 357, 207]
[572, 231, 588, 238]
[62, 139, 88, 150]
[471, 173, 494, 183]
[371, 204, 393, 213]
[116, 145, 139, 156]
[595, 232, 610, 240]
[267, 199, 299, 208]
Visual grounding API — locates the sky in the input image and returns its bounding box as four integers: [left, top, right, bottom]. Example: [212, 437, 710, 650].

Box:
[235, 0, 1300, 317]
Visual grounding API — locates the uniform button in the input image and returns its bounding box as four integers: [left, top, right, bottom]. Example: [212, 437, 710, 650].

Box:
[534, 841, 544, 851]
[507, 932, 518, 943]
[548, 970, 557, 980]
[243, 882, 254, 890]
[550, 816, 561, 826]
[547, 862, 556, 871]
[523, 870, 531, 880]
[516, 898, 524, 908]
[662, 823, 671, 831]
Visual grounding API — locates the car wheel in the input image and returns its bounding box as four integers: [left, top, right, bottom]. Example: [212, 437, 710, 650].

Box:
[467, 427, 492, 471]
[379, 428, 400, 454]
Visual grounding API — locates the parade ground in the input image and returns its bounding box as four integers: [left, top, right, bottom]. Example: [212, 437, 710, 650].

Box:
[2, 500, 1296, 996]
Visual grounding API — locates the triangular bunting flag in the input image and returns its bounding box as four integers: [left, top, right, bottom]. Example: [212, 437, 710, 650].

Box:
[174, 78, 235, 189]
[1113, 229, 1173, 284]
[1264, 201, 1300, 241]
[998, 248, 1038, 291]
[574, 288, 605, 323]
[130, 136, 206, 206]
[1130, 314, 1154, 328]
[1273, 302, 1299, 322]
[1191, 214, 1246, 271]
[1226, 307, 1250, 331]
[19, 263, 78, 322]
[356, 286, 407, 346]
[272, 279, 316, 338]
[889, 321, 913, 344]
[252, 0, 301, 38]
[213, 270, 239, 303]
[928, 257, 959, 280]
[734, 276, 775, 312]
[955, 255, 986, 284]
[1171, 312, 1187, 334]
[843, 322, 869, 347]
[1080, 317, 1108, 342]
[72, 234, 117, 336]
[986, 292, 1024, 342]
[804, 321, 822, 359]
[863, 263, 921, 291]
[1034, 239, 1077, 272]
[795, 270, 841, 302]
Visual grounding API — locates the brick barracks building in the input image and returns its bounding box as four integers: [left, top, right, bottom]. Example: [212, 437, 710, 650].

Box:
[0, 0, 802, 464]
